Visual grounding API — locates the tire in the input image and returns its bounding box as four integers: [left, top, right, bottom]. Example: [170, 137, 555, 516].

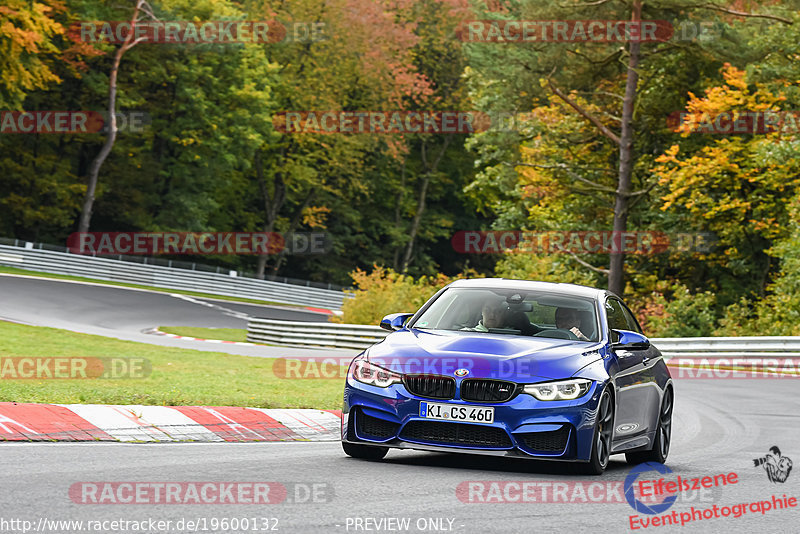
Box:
[626, 387, 673, 465]
[580, 387, 614, 475]
[342, 441, 388, 460]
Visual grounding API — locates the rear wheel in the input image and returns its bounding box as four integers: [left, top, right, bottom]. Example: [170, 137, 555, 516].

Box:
[342, 441, 388, 460]
[626, 388, 673, 465]
[580, 388, 614, 475]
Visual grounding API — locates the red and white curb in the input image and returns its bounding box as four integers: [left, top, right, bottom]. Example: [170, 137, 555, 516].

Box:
[146, 328, 262, 346]
[304, 307, 339, 316]
[0, 403, 342, 442]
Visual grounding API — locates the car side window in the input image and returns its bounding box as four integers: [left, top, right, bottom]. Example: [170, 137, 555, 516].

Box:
[605, 299, 629, 332]
[620, 302, 643, 334]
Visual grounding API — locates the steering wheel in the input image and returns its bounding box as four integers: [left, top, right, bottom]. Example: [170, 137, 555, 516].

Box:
[533, 329, 579, 341]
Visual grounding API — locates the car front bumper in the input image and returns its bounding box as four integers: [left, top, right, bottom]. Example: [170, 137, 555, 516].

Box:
[342, 376, 604, 462]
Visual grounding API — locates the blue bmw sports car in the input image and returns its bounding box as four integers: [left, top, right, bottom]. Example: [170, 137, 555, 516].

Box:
[341, 279, 673, 474]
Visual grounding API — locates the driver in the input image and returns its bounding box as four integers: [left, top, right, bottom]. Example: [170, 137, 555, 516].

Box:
[463, 300, 508, 332]
[555, 307, 590, 341]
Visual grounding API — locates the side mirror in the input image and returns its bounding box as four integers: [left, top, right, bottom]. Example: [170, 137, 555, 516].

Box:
[380, 312, 414, 332]
[611, 329, 650, 351]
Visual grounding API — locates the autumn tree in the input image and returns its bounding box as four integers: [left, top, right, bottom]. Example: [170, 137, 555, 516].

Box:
[463, 0, 795, 296]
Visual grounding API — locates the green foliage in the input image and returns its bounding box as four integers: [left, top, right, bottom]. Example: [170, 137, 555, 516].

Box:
[337, 265, 477, 325]
[634, 284, 718, 338]
[716, 195, 800, 335]
[3, 0, 800, 334]
[494, 252, 597, 287]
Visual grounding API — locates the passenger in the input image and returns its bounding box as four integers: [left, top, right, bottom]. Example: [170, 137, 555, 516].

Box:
[555, 307, 591, 341]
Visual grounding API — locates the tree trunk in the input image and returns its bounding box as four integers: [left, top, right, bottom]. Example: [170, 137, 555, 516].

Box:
[392, 159, 407, 271]
[401, 174, 429, 273]
[77, 0, 143, 233]
[255, 151, 286, 279]
[269, 189, 316, 275]
[401, 137, 450, 273]
[608, 1, 642, 296]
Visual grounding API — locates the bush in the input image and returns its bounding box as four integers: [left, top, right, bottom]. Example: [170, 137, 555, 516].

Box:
[630, 284, 718, 338]
[335, 265, 477, 325]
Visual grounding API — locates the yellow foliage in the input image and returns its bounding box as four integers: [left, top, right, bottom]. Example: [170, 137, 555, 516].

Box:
[335, 265, 477, 325]
[0, 0, 64, 107]
[301, 205, 331, 228]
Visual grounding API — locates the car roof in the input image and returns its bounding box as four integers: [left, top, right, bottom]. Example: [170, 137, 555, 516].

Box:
[446, 278, 610, 300]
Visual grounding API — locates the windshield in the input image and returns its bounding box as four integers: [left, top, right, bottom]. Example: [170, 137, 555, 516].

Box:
[412, 287, 599, 342]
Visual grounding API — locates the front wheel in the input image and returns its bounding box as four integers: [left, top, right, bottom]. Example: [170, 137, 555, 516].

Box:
[580, 387, 614, 475]
[626, 387, 673, 465]
[342, 441, 388, 460]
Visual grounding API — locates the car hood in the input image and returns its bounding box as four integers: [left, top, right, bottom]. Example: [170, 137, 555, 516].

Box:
[368, 329, 603, 381]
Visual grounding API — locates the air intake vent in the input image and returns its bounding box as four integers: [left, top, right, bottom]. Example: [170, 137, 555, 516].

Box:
[517, 426, 570, 453]
[356, 411, 400, 440]
[400, 421, 512, 448]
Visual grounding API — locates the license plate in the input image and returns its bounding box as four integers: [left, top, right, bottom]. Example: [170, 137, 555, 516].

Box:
[419, 402, 494, 423]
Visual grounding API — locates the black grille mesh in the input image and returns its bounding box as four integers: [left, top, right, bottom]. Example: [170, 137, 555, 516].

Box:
[400, 421, 512, 448]
[403, 375, 456, 399]
[356, 411, 400, 439]
[517, 427, 570, 452]
[460, 379, 518, 402]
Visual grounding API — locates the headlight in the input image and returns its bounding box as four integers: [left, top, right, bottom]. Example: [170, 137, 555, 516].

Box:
[523, 379, 592, 401]
[351, 358, 402, 387]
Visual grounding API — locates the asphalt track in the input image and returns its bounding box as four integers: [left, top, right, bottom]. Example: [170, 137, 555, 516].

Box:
[0, 275, 798, 533]
[1, 379, 798, 533]
[0, 274, 357, 359]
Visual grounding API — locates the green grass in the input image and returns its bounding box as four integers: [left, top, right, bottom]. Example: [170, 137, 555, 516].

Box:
[0, 265, 318, 310]
[0, 321, 344, 409]
[159, 326, 248, 343]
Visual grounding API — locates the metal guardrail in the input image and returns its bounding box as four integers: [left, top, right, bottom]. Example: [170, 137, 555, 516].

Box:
[0, 242, 345, 310]
[651, 337, 800, 359]
[246, 319, 800, 357]
[247, 318, 387, 350]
